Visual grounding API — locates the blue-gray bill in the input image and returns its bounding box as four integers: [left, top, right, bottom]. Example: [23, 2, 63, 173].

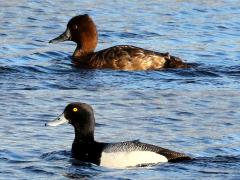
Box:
[45, 113, 68, 126]
[49, 28, 71, 43]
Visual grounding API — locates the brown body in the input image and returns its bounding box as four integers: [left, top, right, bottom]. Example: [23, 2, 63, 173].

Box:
[49, 14, 189, 70]
[73, 45, 188, 70]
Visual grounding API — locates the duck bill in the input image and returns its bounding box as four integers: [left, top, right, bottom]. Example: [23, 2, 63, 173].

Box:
[45, 113, 68, 126]
[49, 28, 71, 43]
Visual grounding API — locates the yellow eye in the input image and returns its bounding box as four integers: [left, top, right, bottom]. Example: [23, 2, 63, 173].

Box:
[73, 108, 78, 112]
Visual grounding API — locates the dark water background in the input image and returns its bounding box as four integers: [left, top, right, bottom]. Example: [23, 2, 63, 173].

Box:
[0, 0, 240, 179]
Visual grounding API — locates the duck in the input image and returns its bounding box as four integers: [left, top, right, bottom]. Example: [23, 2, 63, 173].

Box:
[45, 102, 191, 168]
[49, 14, 190, 70]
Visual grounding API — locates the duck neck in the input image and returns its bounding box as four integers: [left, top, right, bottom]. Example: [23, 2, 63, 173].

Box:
[73, 125, 94, 144]
[71, 126, 95, 161]
[73, 44, 89, 58]
[73, 28, 97, 58]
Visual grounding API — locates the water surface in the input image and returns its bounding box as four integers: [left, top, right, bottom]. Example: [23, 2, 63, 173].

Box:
[0, 0, 240, 179]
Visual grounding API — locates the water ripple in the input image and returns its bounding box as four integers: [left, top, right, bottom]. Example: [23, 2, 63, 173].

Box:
[1, 0, 240, 179]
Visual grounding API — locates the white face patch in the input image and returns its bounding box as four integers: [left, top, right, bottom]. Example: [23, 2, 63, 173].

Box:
[100, 151, 168, 168]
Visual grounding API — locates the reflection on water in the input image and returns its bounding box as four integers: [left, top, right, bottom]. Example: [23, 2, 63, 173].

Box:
[0, 0, 240, 179]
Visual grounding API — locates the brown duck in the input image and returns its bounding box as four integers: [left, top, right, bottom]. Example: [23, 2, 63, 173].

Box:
[49, 14, 189, 70]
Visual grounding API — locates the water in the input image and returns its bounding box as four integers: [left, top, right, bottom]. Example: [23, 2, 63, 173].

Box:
[0, 0, 240, 179]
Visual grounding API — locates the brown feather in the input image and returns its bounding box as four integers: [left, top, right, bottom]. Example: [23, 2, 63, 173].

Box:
[50, 14, 190, 70]
[73, 45, 188, 70]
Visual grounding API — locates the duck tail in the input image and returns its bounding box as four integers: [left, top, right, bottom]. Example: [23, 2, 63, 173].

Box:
[164, 53, 190, 68]
[168, 155, 192, 162]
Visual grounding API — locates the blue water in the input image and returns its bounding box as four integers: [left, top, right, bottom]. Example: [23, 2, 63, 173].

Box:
[1, 0, 240, 179]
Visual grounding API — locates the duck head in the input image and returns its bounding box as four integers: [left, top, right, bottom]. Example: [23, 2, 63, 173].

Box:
[49, 14, 98, 57]
[46, 102, 95, 142]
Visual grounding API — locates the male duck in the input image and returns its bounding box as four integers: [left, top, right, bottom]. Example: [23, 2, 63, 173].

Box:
[49, 14, 189, 70]
[45, 102, 191, 168]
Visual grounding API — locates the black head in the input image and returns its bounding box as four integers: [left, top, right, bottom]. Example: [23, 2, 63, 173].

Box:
[64, 102, 95, 127]
[46, 102, 95, 142]
[49, 14, 98, 53]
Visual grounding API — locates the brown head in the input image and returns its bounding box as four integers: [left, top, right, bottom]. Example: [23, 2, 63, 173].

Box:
[49, 14, 98, 57]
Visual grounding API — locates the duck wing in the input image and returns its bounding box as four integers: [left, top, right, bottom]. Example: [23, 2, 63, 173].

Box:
[87, 45, 189, 70]
[103, 140, 191, 162]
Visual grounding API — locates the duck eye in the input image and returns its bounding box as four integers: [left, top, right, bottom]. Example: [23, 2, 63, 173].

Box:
[72, 25, 78, 30]
[73, 107, 78, 112]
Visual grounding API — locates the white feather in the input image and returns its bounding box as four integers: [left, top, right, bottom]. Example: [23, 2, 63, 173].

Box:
[100, 151, 168, 168]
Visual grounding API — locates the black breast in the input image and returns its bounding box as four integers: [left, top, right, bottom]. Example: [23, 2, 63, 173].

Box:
[71, 142, 107, 165]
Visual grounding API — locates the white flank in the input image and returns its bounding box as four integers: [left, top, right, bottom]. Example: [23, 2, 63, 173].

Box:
[100, 151, 168, 168]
